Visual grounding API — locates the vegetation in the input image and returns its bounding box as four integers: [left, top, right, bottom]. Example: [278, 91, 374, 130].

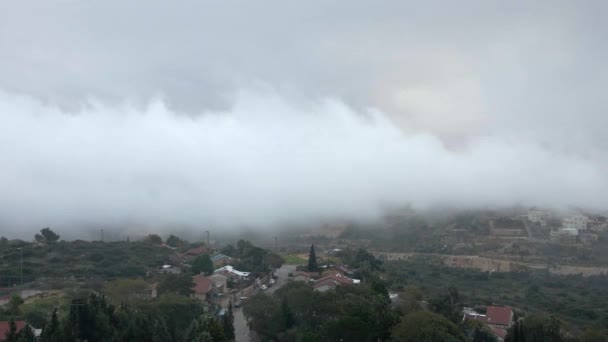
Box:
[35, 228, 60, 244]
[384, 256, 608, 337]
[191, 254, 214, 275]
[243, 279, 397, 341]
[392, 311, 466, 342]
[0, 240, 174, 285]
[307, 244, 318, 272]
[33, 292, 226, 342]
[156, 273, 195, 297]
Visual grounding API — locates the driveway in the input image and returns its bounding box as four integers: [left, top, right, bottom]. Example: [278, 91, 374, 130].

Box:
[233, 264, 297, 341]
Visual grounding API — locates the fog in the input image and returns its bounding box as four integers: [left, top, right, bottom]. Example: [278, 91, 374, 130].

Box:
[0, 1, 607, 236]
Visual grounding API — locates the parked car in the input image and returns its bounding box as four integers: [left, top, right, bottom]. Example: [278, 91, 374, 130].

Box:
[269, 279, 276, 285]
[234, 301, 242, 308]
[261, 285, 268, 290]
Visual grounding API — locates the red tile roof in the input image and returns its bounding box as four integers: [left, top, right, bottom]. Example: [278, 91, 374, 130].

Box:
[485, 306, 513, 326]
[192, 274, 213, 295]
[181, 246, 208, 258]
[0, 321, 26, 341]
[313, 273, 354, 289]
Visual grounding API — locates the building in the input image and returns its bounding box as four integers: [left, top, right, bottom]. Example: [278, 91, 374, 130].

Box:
[463, 306, 514, 341]
[179, 246, 209, 261]
[550, 228, 579, 244]
[528, 209, 547, 226]
[563, 215, 588, 230]
[313, 273, 359, 292]
[160, 264, 181, 274]
[214, 265, 250, 280]
[292, 271, 316, 282]
[192, 274, 213, 301]
[209, 273, 229, 294]
[0, 321, 26, 342]
[210, 254, 232, 268]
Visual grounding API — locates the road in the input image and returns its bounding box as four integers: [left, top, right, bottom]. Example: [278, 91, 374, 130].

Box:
[233, 264, 297, 342]
[233, 306, 251, 342]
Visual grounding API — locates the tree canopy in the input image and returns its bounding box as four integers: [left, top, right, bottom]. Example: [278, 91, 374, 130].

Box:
[191, 254, 214, 275]
[35, 228, 60, 244]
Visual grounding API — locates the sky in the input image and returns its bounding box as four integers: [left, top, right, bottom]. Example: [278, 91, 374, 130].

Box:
[0, 1, 607, 235]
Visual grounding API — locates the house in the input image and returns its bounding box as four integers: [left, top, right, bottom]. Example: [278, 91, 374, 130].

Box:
[210, 254, 232, 268]
[192, 274, 213, 301]
[292, 271, 316, 282]
[160, 264, 181, 274]
[0, 321, 26, 342]
[209, 273, 228, 294]
[214, 265, 250, 280]
[463, 306, 514, 341]
[329, 265, 355, 276]
[563, 215, 588, 230]
[313, 273, 359, 292]
[550, 228, 578, 244]
[179, 246, 209, 260]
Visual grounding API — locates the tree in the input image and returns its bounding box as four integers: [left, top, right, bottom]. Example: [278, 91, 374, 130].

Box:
[7, 294, 24, 315]
[5, 318, 17, 342]
[0, 236, 7, 247]
[41, 308, 62, 342]
[145, 234, 163, 245]
[157, 273, 195, 296]
[264, 253, 284, 269]
[280, 297, 294, 330]
[307, 244, 318, 272]
[166, 235, 185, 248]
[392, 311, 466, 342]
[222, 302, 235, 340]
[581, 328, 606, 342]
[505, 315, 562, 342]
[16, 325, 35, 342]
[35, 227, 60, 244]
[191, 254, 214, 275]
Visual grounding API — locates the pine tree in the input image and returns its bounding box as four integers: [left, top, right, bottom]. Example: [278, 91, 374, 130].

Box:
[5, 318, 17, 342]
[41, 308, 61, 342]
[308, 244, 318, 272]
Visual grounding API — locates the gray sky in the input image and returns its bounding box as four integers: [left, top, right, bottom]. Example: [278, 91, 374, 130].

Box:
[0, 1, 607, 234]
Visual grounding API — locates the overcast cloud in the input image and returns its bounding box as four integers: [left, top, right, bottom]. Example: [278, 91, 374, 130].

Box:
[0, 1, 607, 235]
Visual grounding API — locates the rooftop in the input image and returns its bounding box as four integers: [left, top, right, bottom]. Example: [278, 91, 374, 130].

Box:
[192, 274, 213, 295]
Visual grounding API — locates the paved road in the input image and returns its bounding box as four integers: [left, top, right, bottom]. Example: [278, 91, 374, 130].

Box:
[268, 264, 296, 294]
[233, 306, 251, 342]
[233, 264, 297, 342]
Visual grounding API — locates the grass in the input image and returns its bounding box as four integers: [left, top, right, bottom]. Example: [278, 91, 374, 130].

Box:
[282, 254, 306, 265]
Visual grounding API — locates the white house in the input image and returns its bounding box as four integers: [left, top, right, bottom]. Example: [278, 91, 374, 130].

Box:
[563, 215, 588, 230]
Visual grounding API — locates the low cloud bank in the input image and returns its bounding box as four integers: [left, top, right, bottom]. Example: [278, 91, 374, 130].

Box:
[0, 90, 606, 236]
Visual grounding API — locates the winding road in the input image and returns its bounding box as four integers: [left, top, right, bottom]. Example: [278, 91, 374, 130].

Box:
[233, 264, 297, 342]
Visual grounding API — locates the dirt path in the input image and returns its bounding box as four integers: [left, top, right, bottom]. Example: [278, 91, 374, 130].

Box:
[375, 252, 608, 276]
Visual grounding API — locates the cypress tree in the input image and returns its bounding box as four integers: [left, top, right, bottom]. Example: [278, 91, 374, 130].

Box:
[308, 244, 318, 272]
[223, 302, 235, 340]
[5, 318, 17, 342]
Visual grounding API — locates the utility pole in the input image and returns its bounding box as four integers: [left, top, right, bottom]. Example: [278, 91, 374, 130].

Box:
[19, 248, 23, 285]
[205, 230, 210, 246]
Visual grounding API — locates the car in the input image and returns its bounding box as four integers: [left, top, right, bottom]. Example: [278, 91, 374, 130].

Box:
[269, 279, 276, 285]
[234, 301, 242, 308]
[261, 285, 268, 290]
